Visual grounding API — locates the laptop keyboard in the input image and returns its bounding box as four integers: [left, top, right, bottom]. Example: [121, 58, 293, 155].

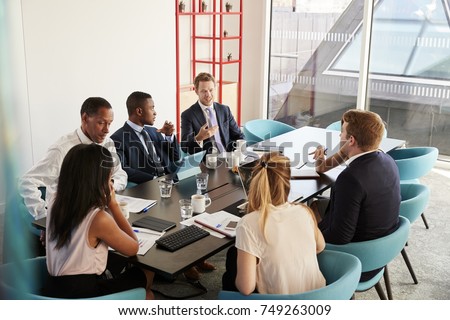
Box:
[155, 225, 210, 252]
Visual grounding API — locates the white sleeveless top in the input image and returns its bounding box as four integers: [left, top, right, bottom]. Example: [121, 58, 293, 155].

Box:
[235, 203, 326, 294]
[46, 207, 108, 276]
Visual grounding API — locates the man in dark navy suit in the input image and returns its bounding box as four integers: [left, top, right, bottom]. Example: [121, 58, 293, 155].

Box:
[312, 109, 400, 281]
[111, 91, 180, 184]
[181, 72, 244, 155]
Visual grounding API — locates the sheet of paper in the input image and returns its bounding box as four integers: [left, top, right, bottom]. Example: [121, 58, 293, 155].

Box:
[180, 214, 225, 238]
[115, 194, 157, 213]
[133, 227, 165, 255]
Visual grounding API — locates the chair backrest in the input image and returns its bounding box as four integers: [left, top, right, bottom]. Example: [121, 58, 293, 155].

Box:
[0, 256, 146, 300]
[387, 147, 438, 181]
[400, 183, 430, 223]
[326, 120, 388, 137]
[218, 250, 361, 300]
[326, 120, 342, 131]
[243, 119, 295, 145]
[326, 216, 410, 273]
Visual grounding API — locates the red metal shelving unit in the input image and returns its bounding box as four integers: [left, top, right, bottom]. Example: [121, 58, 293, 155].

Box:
[175, 0, 243, 136]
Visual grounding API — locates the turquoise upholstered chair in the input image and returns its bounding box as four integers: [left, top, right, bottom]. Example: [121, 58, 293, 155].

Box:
[398, 183, 431, 285]
[218, 250, 361, 300]
[0, 256, 146, 300]
[243, 119, 296, 145]
[387, 147, 438, 184]
[325, 120, 342, 132]
[326, 120, 388, 137]
[325, 216, 410, 300]
[387, 146, 438, 229]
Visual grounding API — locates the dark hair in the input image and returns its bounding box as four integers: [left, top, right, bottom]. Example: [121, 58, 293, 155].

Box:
[194, 72, 216, 90]
[126, 91, 152, 116]
[80, 97, 112, 116]
[49, 144, 115, 249]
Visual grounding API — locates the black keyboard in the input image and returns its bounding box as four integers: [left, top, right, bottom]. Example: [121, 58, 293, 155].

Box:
[156, 225, 210, 252]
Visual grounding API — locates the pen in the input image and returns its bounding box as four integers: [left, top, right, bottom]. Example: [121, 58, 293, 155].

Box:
[309, 148, 328, 155]
[296, 162, 308, 169]
[134, 229, 162, 236]
[140, 202, 156, 213]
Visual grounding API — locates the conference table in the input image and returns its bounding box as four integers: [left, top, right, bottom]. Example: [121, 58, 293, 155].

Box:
[32, 126, 405, 278]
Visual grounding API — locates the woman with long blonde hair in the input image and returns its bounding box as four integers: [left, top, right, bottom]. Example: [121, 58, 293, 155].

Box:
[233, 152, 325, 295]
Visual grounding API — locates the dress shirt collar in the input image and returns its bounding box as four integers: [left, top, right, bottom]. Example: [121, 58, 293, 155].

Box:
[345, 149, 380, 166]
[198, 100, 215, 113]
[126, 120, 145, 133]
[76, 127, 97, 145]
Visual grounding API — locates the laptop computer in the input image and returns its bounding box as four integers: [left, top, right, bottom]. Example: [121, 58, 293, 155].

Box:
[171, 150, 206, 182]
[234, 159, 305, 212]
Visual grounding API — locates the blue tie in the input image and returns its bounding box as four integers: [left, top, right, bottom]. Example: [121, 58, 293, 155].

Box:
[205, 107, 225, 153]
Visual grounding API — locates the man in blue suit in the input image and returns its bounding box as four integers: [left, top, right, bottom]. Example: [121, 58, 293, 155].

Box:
[181, 72, 244, 155]
[111, 91, 180, 184]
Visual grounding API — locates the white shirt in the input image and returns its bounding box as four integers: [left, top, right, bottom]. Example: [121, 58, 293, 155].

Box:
[18, 127, 127, 220]
[236, 203, 325, 294]
[196, 101, 222, 152]
[126, 120, 173, 155]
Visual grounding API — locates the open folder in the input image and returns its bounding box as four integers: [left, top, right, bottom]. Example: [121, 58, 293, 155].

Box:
[194, 211, 241, 238]
[115, 195, 157, 213]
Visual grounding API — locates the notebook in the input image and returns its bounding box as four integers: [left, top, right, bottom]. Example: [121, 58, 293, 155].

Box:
[132, 216, 176, 233]
[251, 141, 284, 153]
[194, 211, 241, 238]
[290, 166, 320, 179]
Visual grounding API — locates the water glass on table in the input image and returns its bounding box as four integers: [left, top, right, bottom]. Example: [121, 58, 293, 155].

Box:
[196, 172, 209, 191]
[179, 199, 193, 220]
[158, 178, 173, 198]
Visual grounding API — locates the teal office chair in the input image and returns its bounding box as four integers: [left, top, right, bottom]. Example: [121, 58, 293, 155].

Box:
[218, 250, 361, 300]
[387, 146, 438, 229]
[243, 119, 296, 145]
[387, 147, 438, 184]
[326, 216, 410, 300]
[398, 183, 430, 285]
[326, 120, 388, 137]
[325, 120, 342, 132]
[0, 256, 146, 300]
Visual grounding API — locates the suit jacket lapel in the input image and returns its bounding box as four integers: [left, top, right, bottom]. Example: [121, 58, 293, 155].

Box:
[213, 102, 225, 141]
[123, 122, 147, 155]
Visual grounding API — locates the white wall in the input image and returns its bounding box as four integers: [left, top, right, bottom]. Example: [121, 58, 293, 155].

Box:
[0, 0, 270, 213]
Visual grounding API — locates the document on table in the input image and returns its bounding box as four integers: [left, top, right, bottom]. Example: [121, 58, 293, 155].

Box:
[180, 214, 226, 239]
[115, 194, 157, 213]
[133, 227, 165, 255]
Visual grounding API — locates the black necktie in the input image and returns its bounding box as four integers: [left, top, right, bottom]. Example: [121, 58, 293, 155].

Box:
[141, 129, 165, 176]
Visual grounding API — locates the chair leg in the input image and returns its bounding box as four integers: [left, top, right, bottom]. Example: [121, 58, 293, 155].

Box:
[421, 213, 430, 229]
[401, 248, 418, 284]
[383, 266, 393, 300]
[374, 282, 387, 300]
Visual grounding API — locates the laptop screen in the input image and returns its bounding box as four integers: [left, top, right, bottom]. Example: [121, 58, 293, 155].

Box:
[237, 159, 258, 199]
[237, 159, 304, 203]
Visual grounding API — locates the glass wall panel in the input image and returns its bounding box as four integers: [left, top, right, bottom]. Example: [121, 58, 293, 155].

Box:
[269, 0, 450, 156]
[269, 0, 357, 128]
[366, 0, 450, 155]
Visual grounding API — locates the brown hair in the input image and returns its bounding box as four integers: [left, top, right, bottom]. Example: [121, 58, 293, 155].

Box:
[247, 152, 291, 238]
[194, 72, 216, 90]
[342, 109, 385, 151]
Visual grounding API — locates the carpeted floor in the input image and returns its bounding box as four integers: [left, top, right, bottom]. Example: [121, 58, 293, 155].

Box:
[152, 160, 450, 300]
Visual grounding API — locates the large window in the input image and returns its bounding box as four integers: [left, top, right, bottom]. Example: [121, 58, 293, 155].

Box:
[269, 0, 450, 156]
